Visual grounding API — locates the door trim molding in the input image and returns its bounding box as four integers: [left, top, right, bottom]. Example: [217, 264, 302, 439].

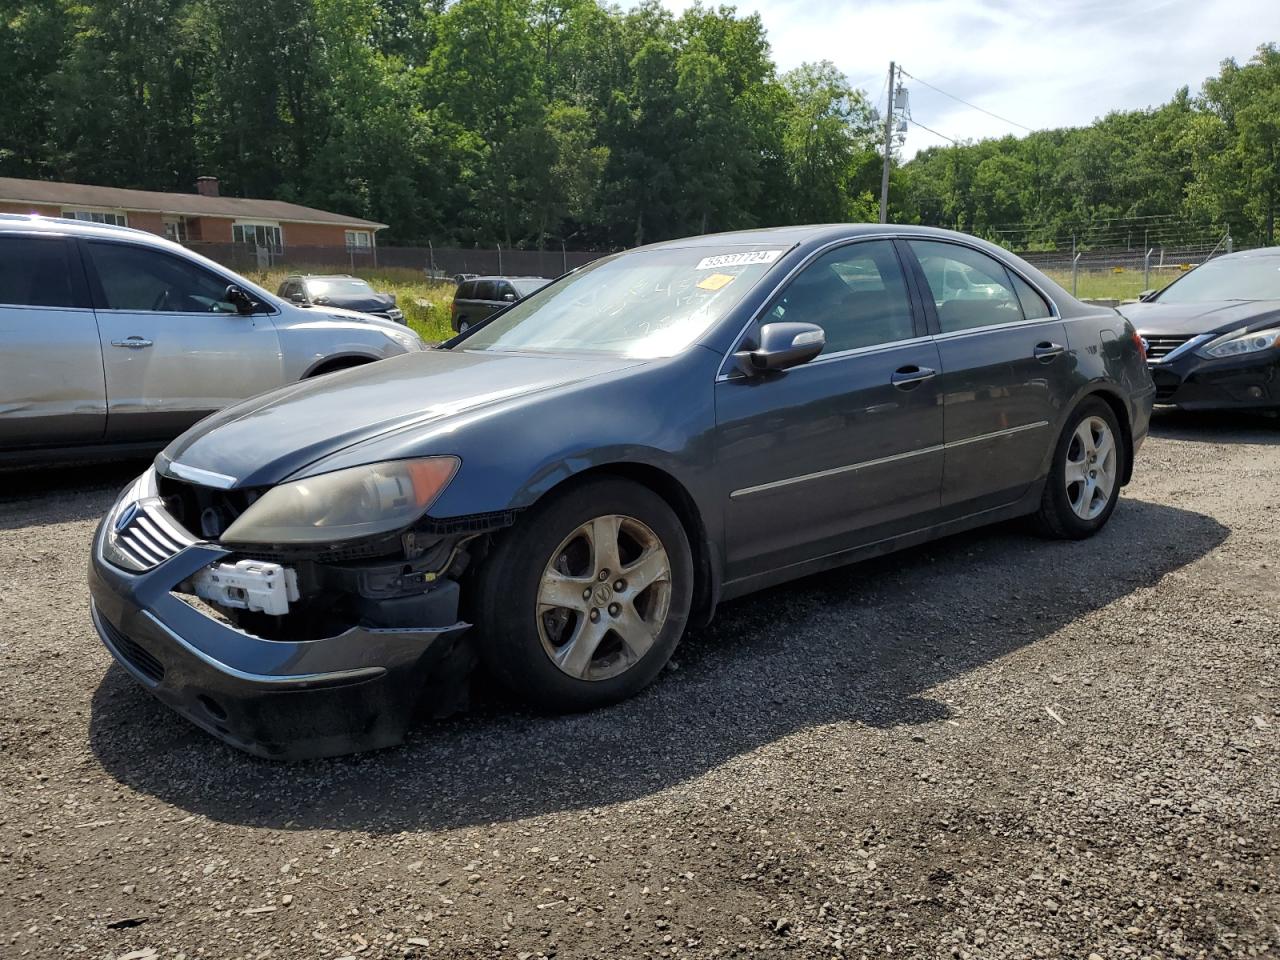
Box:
[728, 420, 1049, 499]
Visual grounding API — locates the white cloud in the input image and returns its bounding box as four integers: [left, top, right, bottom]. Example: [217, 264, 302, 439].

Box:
[651, 0, 1280, 155]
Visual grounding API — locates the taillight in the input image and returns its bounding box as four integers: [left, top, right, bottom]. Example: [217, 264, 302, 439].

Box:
[1132, 331, 1147, 361]
[450, 300, 457, 316]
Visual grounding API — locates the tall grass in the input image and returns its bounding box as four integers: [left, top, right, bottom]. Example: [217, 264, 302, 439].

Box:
[242, 265, 457, 342]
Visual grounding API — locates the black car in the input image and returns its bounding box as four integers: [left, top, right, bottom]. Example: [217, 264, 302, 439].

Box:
[450, 276, 549, 332]
[90, 224, 1154, 759]
[278, 274, 404, 324]
[1118, 247, 1280, 409]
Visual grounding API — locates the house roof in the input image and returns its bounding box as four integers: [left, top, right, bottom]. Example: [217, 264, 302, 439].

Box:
[0, 177, 388, 230]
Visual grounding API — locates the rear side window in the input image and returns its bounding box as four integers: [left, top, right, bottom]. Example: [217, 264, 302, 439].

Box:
[87, 241, 236, 313]
[0, 235, 78, 308]
[908, 240, 1024, 333]
[456, 281, 476, 299]
[1010, 271, 1052, 319]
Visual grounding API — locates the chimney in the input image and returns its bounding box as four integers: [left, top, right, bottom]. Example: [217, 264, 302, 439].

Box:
[195, 176, 220, 197]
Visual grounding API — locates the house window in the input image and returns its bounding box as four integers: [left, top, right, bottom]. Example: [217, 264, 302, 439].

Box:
[64, 209, 127, 226]
[163, 218, 187, 243]
[345, 230, 373, 250]
[232, 222, 283, 251]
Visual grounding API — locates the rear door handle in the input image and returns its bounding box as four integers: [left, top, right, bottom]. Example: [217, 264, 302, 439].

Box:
[1034, 341, 1065, 361]
[891, 365, 937, 389]
[111, 337, 153, 349]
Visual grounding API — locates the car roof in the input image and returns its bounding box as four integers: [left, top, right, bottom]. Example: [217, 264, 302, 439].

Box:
[291, 274, 361, 281]
[466, 275, 548, 281]
[0, 211, 175, 246]
[1214, 246, 1280, 261]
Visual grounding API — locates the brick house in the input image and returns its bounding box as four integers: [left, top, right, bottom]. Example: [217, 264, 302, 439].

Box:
[0, 176, 386, 252]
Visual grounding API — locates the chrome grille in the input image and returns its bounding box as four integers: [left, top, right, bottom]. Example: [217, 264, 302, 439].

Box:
[1143, 334, 1193, 362]
[113, 503, 195, 570]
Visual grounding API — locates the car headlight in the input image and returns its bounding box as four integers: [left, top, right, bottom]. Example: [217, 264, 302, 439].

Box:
[386, 327, 423, 351]
[1197, 327, 1280, 359]
[221, 457, 459, 545]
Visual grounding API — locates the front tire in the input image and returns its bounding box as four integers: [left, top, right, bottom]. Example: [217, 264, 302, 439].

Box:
[472, 477, 693, 711]
[1033, 397, 1126, 539]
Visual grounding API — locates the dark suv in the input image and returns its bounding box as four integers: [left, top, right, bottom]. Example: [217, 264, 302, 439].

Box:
[450, 276, 548, 332]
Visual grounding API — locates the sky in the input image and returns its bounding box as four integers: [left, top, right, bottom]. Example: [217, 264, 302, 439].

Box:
[653, 0, 1280, 155]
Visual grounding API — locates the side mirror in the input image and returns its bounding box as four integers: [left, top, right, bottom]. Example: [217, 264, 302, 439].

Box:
[1138, 289, 1157, 302]
[226, 284, 257, 315]
[503, 292, 516, 302]
[288, 291, 307, 303]
[734, 322, 825, 376]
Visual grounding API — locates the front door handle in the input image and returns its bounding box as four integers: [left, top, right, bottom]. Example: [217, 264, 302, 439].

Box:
[1034, 341, 1065, 362]
[891, 365, 937, 389]
[110, 337, 153, 349]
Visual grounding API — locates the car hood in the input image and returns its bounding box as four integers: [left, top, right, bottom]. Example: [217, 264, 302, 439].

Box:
[317, 293, 396, 313]
[161, 349, 642, 488]
[1117, 299, 1280, 336]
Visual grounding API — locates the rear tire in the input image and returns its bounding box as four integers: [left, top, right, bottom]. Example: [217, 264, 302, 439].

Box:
[471, 477, 693, 712]
[1033, 397, 1126, 539]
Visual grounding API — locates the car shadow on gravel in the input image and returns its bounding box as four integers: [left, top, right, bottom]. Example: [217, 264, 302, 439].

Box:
[88, 496, 1227, 833]
[1150, 407, 1280, 444]
[0, 458, 148, 529]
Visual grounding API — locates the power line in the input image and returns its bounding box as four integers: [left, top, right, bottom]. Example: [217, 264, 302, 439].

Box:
[899, 68, 1034, 133]
[905, 116, 957, 144]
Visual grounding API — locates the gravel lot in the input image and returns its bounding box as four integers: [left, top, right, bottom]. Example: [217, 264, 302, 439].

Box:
[2, 410, 1278, 960]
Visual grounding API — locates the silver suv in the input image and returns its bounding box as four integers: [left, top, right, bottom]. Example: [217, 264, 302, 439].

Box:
[0, 215, 424, 463]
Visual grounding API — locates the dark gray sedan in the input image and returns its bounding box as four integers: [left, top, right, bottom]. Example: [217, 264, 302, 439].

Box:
[89, 225, 1155, 758]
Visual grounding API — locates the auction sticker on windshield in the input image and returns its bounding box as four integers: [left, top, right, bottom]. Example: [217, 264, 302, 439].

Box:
[695, 250, 783, 271]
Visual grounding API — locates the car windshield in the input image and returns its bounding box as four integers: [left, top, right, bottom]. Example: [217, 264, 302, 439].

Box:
[511, 278, 548, 297]
[1156, 255, 1280, 303]
[307, 278, 373, 297]
[457, 245, 788, 358]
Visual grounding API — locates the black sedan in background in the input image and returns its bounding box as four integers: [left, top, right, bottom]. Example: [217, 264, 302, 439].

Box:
[90, 224, 1154, 759]
[277, 274, 405, 324]
[1119, 247, 1280, 409]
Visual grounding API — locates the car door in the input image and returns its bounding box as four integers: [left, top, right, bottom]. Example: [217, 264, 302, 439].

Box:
[82, 238, 284, 442]
[715, 238, 944, 583]
[903, 238, 1072, 512]
[0, 232, 106, 448]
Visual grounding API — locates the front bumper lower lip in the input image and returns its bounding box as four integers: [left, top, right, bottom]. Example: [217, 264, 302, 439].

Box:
[88, 513, 470, 760]
[1148, 348, 1280, 410]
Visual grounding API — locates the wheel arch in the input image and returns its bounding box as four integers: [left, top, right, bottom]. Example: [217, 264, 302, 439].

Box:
[524, 461, 721, 629]
[303, 353, 379, 378]
[1062, 383, 1136, 486]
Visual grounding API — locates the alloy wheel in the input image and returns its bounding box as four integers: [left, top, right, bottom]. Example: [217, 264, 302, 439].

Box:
[535, 514, 673, 681]
[1064, 415, 1117, 520]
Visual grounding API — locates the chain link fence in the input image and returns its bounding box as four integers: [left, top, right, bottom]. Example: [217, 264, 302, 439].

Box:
[1017, 237, 1242, 303]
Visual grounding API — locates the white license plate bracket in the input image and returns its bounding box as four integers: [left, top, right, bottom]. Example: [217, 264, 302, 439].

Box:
[192, 560, 300, 616]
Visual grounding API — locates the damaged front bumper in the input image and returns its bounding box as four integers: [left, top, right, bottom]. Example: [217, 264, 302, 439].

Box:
[88, 500, 472, 760]
[1149, 347, 1280, 410]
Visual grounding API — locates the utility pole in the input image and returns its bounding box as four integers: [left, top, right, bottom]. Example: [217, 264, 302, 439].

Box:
[879, 61, 896, 225]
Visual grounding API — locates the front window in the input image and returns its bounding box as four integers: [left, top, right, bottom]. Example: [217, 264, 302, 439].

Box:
[305, 278, 374, 298]
[458, 244, 788, 358]
[511, 278, 547, 297]
[64, 209, 127, 226]
[1155, 254, 1280, 303]
[761, 240, 915, 354]
[87, 241, 238, 313]
[233, 222, 283, 252]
